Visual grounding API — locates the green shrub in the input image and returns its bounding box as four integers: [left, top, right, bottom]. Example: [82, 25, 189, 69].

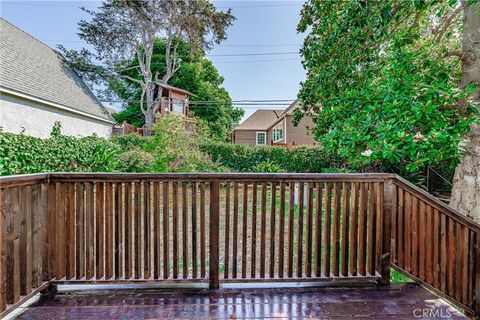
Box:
[116, 148, 154, 172]
[0, 123, 120, 175]
[111, 133, 151, 150]
[148, 115, 218, 172]
[251, 160, 284, 173]
[201, 142, 339, 173]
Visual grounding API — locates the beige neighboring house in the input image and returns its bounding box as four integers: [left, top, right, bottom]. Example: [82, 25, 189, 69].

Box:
[0, 18, 114, 138]
[232, 100, 316, 146]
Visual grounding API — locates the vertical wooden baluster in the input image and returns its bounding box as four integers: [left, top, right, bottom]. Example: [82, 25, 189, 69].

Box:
[260, 182, 267, 279]
[153, 182, 160, 279]
[200, 182, 206, 278]
[332, 182, 341, 277]
[242, 182, 248, 279]
[38, 183, 48, 283]
[209, 180, 220, 289]
[270, 182, 277, 278]
[418, 201, 426, 280]
[341, 182, 350, 277]
[6, 188, 20, 303]
[425, 205, 433, 284]
[349, 183, 359, 276]
[305, 183, 313, 278]
[162, 182, 170, 279]
[314, 182, 323, 277]
[134, 182, 141, 279]
[324, 182, 332, 277]
[0, 187, 6, 311]
[391, 185, 397, 266]
[172, 182, 179, 279]
[460, 226, 468, 304]
[76, 183, 85, 280]
[474, 230, 480, 314]
[440, 214, 447, 293]
[412, 196, 419, 276]
[105, 182, 114, 280]
[287, 182, 295, 278]
[56, 183, 65, 280]
[116, 182, 124, 280]
[31, 184, 43, 287]
[124, 182, 132, 280]
[452, 219, 462, 301]
[250, 183, 257, 278]
[144, 182, 151, 279]
[432, 209, 440, 288]
[47, 182, 56, 280]
[297, 182, 304, 278]
[366, 182, 375, 276]
[224, 182, 231, 279]
[64, 184, 74, 280]
[376, 182, 384, 277]
[232, 182, 239, 279]
[278, 182, 286, 278]
[85, 182, 95, 280]
[95, 182, 104, 280]
[19, 186, 32, 295]
[192, 182, 198, 279]
[448, 219, 455, 296]
[357, 183, 366, 276]
[396, 188, 404, 268]
[405, 192, 412, 273]
[182, 182, 188, 279]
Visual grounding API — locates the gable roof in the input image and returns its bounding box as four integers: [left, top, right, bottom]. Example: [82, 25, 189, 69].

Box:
[266, 100, 301, 130]
[234, 109, 284, 131]
[156, 83, 195, 97]
[0, 18, 114, 124]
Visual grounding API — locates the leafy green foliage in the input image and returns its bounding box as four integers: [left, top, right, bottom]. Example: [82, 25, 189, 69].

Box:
[111, 39, 243, 138]
[297, 0, 479, 176]
[147, 115, 225, 172]
[0, 123, 119, 175]
[201, 142, 340, 173]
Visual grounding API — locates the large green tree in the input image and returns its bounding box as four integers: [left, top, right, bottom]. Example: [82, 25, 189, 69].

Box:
[298, 1, 479, 219]
[60, 0, 234, 135]
[111, 39, 243, 139]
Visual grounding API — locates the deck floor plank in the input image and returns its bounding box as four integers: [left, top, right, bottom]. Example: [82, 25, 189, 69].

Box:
[15, 283, 466, 319]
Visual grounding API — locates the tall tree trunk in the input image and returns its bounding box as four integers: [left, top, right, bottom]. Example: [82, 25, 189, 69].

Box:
[144, 82, 156, 136]
[449, 2, 480, 221]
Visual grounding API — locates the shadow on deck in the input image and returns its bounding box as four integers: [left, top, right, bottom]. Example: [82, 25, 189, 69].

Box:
[13, 283, 465, 319]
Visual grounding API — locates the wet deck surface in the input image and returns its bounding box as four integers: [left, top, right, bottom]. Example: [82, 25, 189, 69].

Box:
[14, 283, 465, 319]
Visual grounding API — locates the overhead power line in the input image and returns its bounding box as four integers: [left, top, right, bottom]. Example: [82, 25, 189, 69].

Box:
[39, 38, 302, 47]
[207, 52, 298, 57]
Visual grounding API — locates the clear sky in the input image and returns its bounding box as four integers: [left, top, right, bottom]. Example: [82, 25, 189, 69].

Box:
[0, 0, 306, 120]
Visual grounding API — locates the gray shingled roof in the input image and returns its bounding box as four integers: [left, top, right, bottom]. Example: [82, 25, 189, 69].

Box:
[0, 18, 113, 123]
[234, 109, 284, 130]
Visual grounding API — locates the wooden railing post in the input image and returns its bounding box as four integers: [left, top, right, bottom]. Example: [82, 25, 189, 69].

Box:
[380, 178, 394, 285]
[209, 180, 220, 289]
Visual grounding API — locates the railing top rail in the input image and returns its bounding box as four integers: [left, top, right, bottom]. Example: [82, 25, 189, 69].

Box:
[0, 173, 49, 189]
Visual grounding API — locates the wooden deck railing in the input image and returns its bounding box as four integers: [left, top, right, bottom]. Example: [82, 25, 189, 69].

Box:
[0, 173, 479, 318]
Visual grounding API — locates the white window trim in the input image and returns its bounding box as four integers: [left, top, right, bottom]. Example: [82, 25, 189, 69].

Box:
[256, 131, 267, 145]
[272, 125, 283, 143]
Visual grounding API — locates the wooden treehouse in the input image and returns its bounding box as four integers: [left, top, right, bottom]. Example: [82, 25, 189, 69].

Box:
[0, 173, 479, 319]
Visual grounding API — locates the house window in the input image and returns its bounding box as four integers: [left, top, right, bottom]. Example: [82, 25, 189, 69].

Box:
[273, 128, 283, 142]
[172, 99, 184, 114]
[256, 131, 266, 145]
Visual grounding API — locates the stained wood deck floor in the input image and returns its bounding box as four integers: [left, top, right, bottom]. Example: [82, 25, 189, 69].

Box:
[13, 283, 465, 319]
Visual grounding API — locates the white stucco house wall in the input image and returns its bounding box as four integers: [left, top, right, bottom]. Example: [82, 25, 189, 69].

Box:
[0, 18, 114, 139]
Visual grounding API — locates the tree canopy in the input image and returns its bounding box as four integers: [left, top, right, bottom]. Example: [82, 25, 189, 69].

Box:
[59, 0, 235, 133]
[111, 39, 243, 139]
[297, 0, 479, 175]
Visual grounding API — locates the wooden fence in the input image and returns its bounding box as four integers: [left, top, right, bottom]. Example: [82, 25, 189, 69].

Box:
[0, 173, 479, 318]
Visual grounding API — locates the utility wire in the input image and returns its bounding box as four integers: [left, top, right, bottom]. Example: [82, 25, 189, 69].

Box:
[39, 39, 302, 47]
[207, 52, 298, 57]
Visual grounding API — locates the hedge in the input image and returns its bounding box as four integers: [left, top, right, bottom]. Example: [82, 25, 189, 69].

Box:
[200, 142, 348, 173]
[0, 129, 120, 176]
